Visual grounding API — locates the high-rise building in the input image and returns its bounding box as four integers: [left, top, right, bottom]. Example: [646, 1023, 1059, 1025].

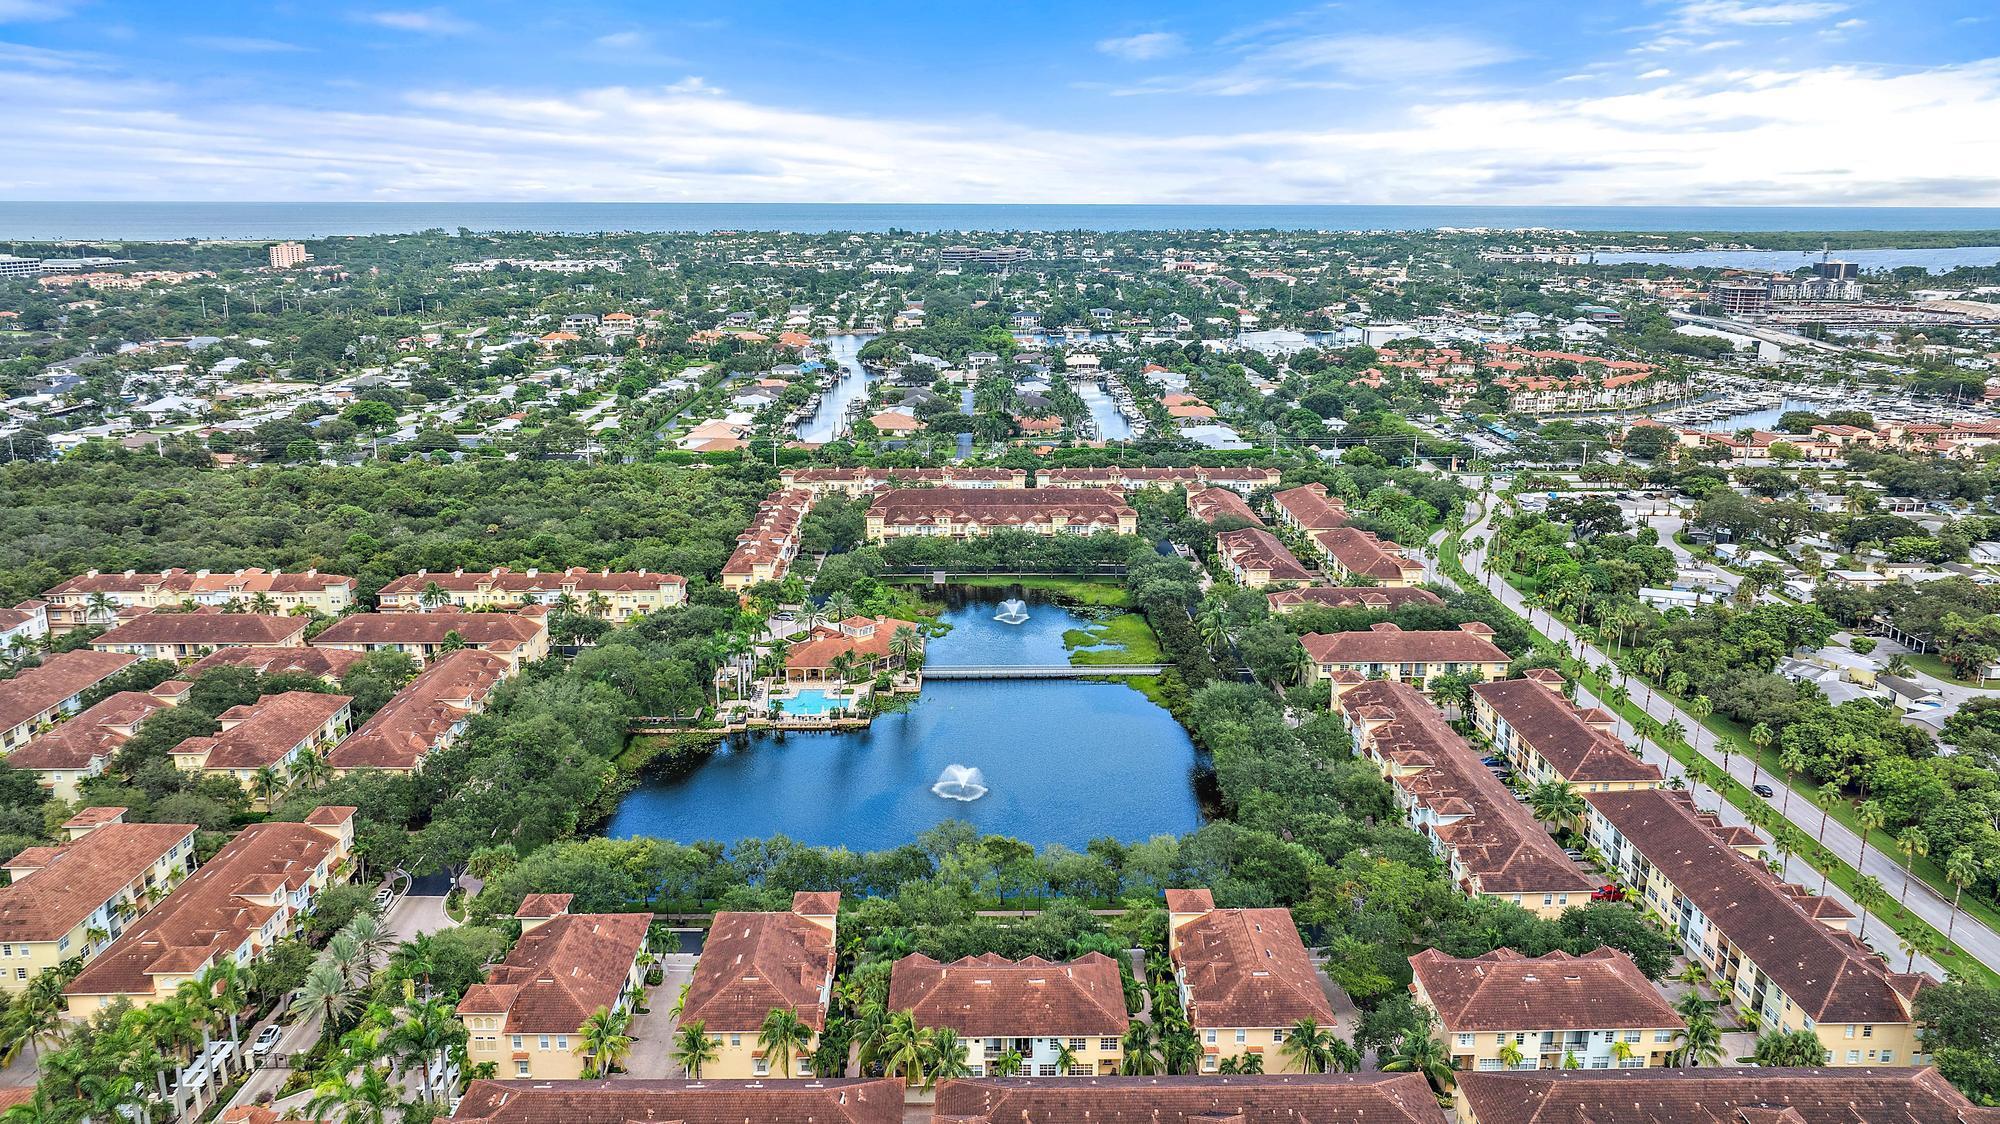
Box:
[1815, 259, 1859, 280]
[268, 241, 311, 269]
[1713, 281, 1772, 317]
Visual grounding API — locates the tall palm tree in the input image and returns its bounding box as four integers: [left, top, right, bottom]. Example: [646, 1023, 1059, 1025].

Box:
[250, 765, 286, 808]
[1855, 800, 1886, 874]
[289, 746, 334, 793]
[419, 581, 450, 610]
[86, 591, 117, 624]
[577, 1005, 635, 1079]
[249, 592, 279, 615]
[306, 1063, 403, 1124]
[1054, 1039, 1081, 1075]
[1812, 787, 1842, 847]
[0, 971, 69, 1066]
[1944, 848, 1982, 945]
[1778, 748, 1807, 819]
[1672, 1013, 1724, 1067]
[889, 626, 922, 673]
[1853, 875, 1887, 944]
[393, 990, 467, 1101]
[1894, 827, 1930, 907]
[1281, 1017, 1334, 1074]
[878, 1010, 928, 1087]
[758, 1007, 815, 1079]
[673, 1019, 718, 1078]
[922, 1027, 971, 1087]
[294, 959, 359, 1031]
[1527, 780, 1585, 833]
[1120, 1020, 1162, 1075]
[1748, 722, 1773, 788]
[1381, 1028, 1455, 1101]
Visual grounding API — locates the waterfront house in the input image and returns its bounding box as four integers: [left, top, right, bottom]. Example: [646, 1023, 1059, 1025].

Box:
[889, 952, 1128, 1083]
[0, 810, 196, 993]
[782, 617, 921, 684]
[1165, 889, 1337, 1073]
[1301, 622, 1509, 688]
[677, 892, 839, 1079]
[458, 895, 650, 1080]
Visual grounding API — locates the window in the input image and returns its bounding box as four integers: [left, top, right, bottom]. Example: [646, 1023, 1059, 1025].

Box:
[538, 1035, 550, 1050]
[12, 968, 21, 980]
[1620, 1056, 1645, 1068]
[1271, 1030, 1284, 1044]
[556, 1036, 567, 1050]
[511, 1036, 523, 1050]
[1101, 1038, 1118, 1052]
[1458, 1034, 1476, 1048]
[1654, 1031, 1673, 1043]
[1624, 1032, 1640, 1043]
[1846, 1050, 1861, 1064]
[1036, 1064, 1059, 1077]
[1478, 1059, 1504, 1071]
[1234, 1030, 1246, 1044]
[515, 1061, 530, 1076]
[1844, 1025, 1857, 1039]
[1068, 1064, 1092, 1076]
[730, 1034, 742, 1047]
[1591, 1058, 1610, 1069]
[1202, 1056, 1217, 1073]
[1879, 1050, 1894, 1064]
[1204, 1030, 1217, 1045]
[1069, 1038, 1085, 1050]
[753, 1059, 768, 1076]
[1861, 1025, 1873, 1038]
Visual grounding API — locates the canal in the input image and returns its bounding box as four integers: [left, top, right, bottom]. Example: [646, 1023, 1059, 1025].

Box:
[604, 595, 1205, 849]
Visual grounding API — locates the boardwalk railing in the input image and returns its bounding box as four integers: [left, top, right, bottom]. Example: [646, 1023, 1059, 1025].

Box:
[923, 664, 1162, 679]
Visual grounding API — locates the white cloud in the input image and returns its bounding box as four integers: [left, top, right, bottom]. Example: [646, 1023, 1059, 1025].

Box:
[0, 0, 74, 21]
[5, 58, 2000, 206]
[1639, 68, 1673, 78]
[1122, 31, 1518, 95]
[186, 36, 309, 53]
[355, 7, 475, 35]
[1096, 32, 1184, 61]
[1675, 1, 1847, 27]
[594, 30, 650, 50]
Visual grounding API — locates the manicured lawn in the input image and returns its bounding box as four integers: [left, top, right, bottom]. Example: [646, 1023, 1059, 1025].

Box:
[889, 574, 1132, 607]
[1064, 613, 1164, 665]
[1904, 652, 1994, 687]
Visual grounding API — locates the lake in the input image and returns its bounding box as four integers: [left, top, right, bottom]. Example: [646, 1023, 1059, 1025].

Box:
[603, 596, 1205, 849]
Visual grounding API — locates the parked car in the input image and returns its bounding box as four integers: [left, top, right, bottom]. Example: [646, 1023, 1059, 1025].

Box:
[252, 1025, 283, 1057]
[1481, 756, 1507, 768]
[1590, 885, 1628, 902]
[1563, 849, 1588, 862]
[1752, 783, 1775, 798]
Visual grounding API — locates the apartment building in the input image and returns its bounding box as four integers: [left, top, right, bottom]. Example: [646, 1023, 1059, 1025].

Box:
[311, 609, 550, 670]
[1265, 587, 1444, 614]
[1186, 486, 1265, 527]
[0, 601, 48, 650]
[0, 810, 196, 992]
[8, 688, 175, 801]
[865, 488, 1137, 541]
[377, 567, 686, 620]
[1583, 788, 1932, 1066]
[41, 568, 354, 633]
[934, 1074, 1448, 1124]
[330, 649, 510, 774]
[1271, 482, 1349, 534]
[1165, 889, 1336, 1074]
[1470, 674, 1663, 795]
[447, 1079, 903, 1124]
[1336, 680, 1597, 918]
[677, 892, 839, 1078]
[267, 242, 311, 269]
[1215, 528, 1316, 587]
[1309, 527, 1425, 586]
[1411, 947, 1682, 1087]
[169, 692, 352, 802]
[721, 488, 813, 590]
[90, 608, 308, 660]
[65, 807, 356, 1016]
[1301, 622, 1510, 688]
[889, 952, 1128, 1083]
[779, 467, 1025, 495]
[459, 895, 650, 1080]
[1037, 466, 1282, 493]
[0, 650, 137, 752]
[1456, 1068, 1998, 1124]
[186, 646, 364, 683]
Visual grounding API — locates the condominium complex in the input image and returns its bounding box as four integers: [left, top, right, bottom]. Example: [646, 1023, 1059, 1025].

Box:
[40, 568, 355, 633]
[864, 488, 1137, 541]
[311, 609, 550, 669]
[329, 649, 510, 773]
[0, 810, 196, 992]
[1165, 889, 1337, 1074]
[889, 952, 1128, 1081]
[89, 608, 308, 659]
[458, 895, 650, 1080]
[1471, 673, 1664, 794]
[721, 488, 812, 590]
[168, 692, 353, 802]
[1308, 527, 1425, 586]
[376, 567, 686, 620]
[676, 892, 839, 1078]
[1215, 527, 1316, 587]
[0, 650, 137, 752]
[8, 687, 174, 800]
[1302, 622, 1511, 688]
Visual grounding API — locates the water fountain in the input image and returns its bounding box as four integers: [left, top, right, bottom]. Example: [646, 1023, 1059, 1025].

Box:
[931, 764, 989, 802]
[993, 598, 1031, 625]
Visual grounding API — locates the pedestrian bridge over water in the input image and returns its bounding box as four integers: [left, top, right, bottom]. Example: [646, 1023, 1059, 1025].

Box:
[923, 664, 1164, 679]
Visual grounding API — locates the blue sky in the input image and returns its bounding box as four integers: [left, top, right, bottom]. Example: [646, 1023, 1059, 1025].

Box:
[2, 0, 1998, 203]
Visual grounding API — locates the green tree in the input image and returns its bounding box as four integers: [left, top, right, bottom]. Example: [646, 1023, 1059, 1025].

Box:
[673, 1019, 718, 1078]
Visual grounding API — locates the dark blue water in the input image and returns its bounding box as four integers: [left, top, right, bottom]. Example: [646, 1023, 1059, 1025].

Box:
[604, 603, 1203, 849]
[7, 202, 2000, 240]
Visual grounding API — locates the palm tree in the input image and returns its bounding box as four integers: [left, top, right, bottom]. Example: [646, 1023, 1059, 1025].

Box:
[1237, 1051, 1265, 1074]
[825, 592, 858, 622]
[1853, 875, 1887, 943]
[1497, 1040, 1525, 1070]
[1812, 787, 1842, 847]
[1894, 827, 1930, 907]
[1120, 1021, 1163, 1075]
[1054, 1038, 1081, 1075]
[758, 1006, 815, 1079]
[585, 591, 612, 619]
[673, 1019, 718, 1078]
[1778, 747, 1806, 819]
[85, 591, 117, 624]
[346, 910, 394, 970]
[577, 1005, 635, 1078]
[1944, 848, 1982, 946]
[889, 626, 922, 673]
[1381, 1028, 1455, 1102]
[990, 1050, 1025, 1077]
[392, 990, 467, 1102]
[878, 1010, 928, 1087]
[249, 592, 279, 615]
[1526, 780, 1585, 833]
[1748, 722, 1773, 788]
[1280, 1017, 1335, 1073]
[419, 581, 449, 610]
[306, 1063, 403, 1124]
[1855, 800, 1886, 874]
[250, 764, 286, 808]
[290, 745, 334, 792]
[293, 959, 359, 1031]
[1672, 1013, 1724, 1067]
[0, 971, 69, 1066]
[923, 1027, 971, 1087]
[1610, 1039, 1636, 1067]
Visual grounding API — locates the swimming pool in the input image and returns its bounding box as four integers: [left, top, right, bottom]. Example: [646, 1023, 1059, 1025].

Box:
[782, 688, 846, 715]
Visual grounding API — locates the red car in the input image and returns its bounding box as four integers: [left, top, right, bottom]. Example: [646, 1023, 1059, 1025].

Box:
[1591, 885, 1627, 902]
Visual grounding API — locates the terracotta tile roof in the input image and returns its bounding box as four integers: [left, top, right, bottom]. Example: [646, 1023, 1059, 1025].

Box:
[1302, 622, 1508, 666]
[681, 899, 837, 1032]
[783, 467, 1018, 489]
[66, 810, 353, 999]
[1312, 527, 1422, 581]
[91, 608, 306, 648]
[446, 1078, 904, 1124]
[1187, 486, 1265, 526]
[312, 610, 545, 648]
[7, 689, 167, 770]
[1039, 467, 1280, 491]
[1472, 678, 1662, 784]
[43, 568, 353, 598]
[868, 488, 1134, 528]
[1339, 681, 1595, 896]
[723, 488, 812, 579]
[517, 893, 574, 918]
[889, 952, 1129, 1038]
[0, 650, 137, 734]
[173, 692, 350, 770]
[1164, 888, 1215, 914]
[329, 649, 507, 769]
[783, 617, 918, 673]
[1454, 1067, 2000, 1124]
[1584, 789, 1931, 1024]
[1169, 897, 1334, 1029]
[457, 912, 649, 1033]
[1215, 529, 1314, 583]
[0, 821, 194, 942]
[378, 567, 685, 600]
[1266, 587, 1444, 613]
[187, 646, 365, 681]
[933, 1073, 1449, 1123]
[1273, 483, 1350, 531]
[1410, 947, 1682, 1032]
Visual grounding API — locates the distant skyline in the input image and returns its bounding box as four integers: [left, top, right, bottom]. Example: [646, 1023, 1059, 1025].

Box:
[2, 1, 1998, 206]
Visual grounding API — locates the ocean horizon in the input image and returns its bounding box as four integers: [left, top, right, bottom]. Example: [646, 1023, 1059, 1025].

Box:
[5, 202, 2000, 241]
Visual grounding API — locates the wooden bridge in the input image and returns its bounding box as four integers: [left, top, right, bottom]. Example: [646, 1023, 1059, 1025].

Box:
[923, 664, 1163, 679]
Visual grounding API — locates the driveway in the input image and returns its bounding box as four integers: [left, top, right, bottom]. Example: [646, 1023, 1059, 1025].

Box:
[622, 953, 697, 1079]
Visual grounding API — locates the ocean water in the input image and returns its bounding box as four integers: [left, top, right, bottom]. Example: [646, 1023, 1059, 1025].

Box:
[5, 202, 2000, 240]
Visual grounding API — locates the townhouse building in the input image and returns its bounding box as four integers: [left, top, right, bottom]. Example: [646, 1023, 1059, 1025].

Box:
[865, 488, 1137, 541]
[780, 467, 1024, 495]
[8, 687, 174, 801]
[185, 646, 365, 683]
[889, 952, 1128, 1083]
[458, 895, 650, 1080]
[1265, 587, 1444, 615]
[169, 692, 352, 803]
[1165, 889, 1336, 1074]
[0, 650, 137, 752]
[677, 892, 839, 1078]
[1456, 1068, 1998, 1124]
[1271, 482, 1349, 535]
[1470, 674, 1663, 797]
[311, 609, 550, 670]
[0, 810, 196, 992]
[65, 806, 356, 1016]
[329, 649, 510, 774]
[1309, 527, 1425, 586]
[1215, 528, 1316, 587]
[1336, 680, 1597, 918]
[0, 600, 48, 650]
[41, 568, 355, 633]
[1186, 486, 1264, 527]
[377, 567, 685, 620]
[1301, 622, 1510, 688]
[447, 1079, 904, 1124]
[721, 488, 813, 591]
[934, 1074, 1448, 1124]
[89, 608, 308, 660]
[1037, 466, 1281, 493]
[1583, 788, 1932, 1066]
[1410, 947, 1682, 1087]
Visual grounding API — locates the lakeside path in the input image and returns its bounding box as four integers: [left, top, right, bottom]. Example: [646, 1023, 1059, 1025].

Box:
[1459, 490, 1995, 980]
